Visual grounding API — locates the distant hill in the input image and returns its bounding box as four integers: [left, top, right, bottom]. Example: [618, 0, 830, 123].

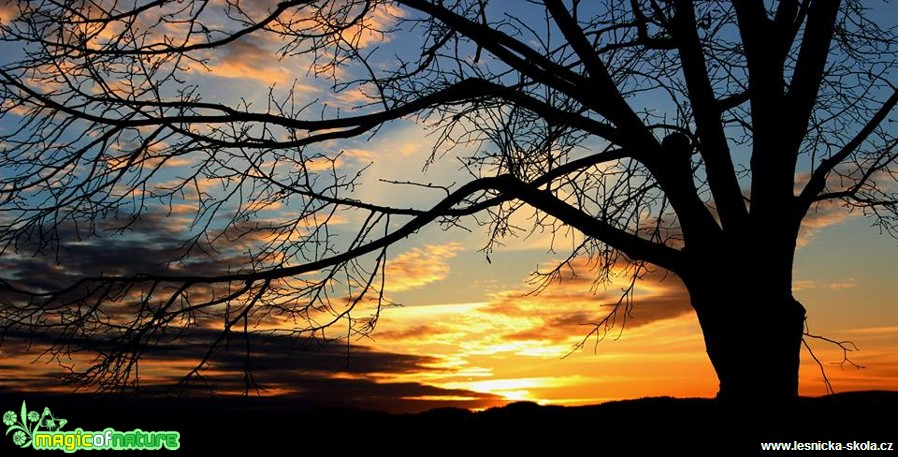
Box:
[1, 391, 895, 454]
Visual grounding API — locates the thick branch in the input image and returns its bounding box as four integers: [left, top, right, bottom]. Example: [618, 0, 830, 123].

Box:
[669, 0, 748, 230]
[733, 1, 773, 73]
[543, 1, 722, 243]
[544, 0, 652, 139]
[396, 0, 595, 119]
[248, 147, 634, 217]
[784, 0, 841, 148]
[716, 91, 751, 111]
[499, 176, 684, 271]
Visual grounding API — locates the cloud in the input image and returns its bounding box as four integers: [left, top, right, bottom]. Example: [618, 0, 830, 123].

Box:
[0, 212, 247, 293]
[0, 328, 504, 412]
[344, 3, 405, 48]
[793, 168, 870, 247]
[480, 261, 692, 342]
[801, 199, 856, 229]
[371, 259, 692, 365]
[825, 278, 858, 290]
[844, 326, 898, 335]
[0, 1, 17, 25]
[373, 324, 440, 340]
[368, 299, 715, 405]
[198, 35, 315, 86]
[793, 277, 858, 291]
[0, 210, 325, 346]
[0, 210, 488, 409]
[189, 1, 403, 87]
[0, 203, 356, 296]
[385, 242, 463, 291]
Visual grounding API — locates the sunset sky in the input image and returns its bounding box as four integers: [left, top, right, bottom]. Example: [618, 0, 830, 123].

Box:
[0, 1, 896, 414]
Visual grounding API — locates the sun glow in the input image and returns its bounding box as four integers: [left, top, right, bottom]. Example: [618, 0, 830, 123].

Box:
[442, 376, 590, 402]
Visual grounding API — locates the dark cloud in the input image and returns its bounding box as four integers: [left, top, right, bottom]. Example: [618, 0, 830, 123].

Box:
[0, 326, 436, 378]
[0, 328, 504, 413]
[0, 212, 245, 292]
[0, 212, 502, 414]
[0, 379, 504, 414]
[217, 376, 504, 413]
[620, 294, 694, 328]
[140, 328, 444, 376]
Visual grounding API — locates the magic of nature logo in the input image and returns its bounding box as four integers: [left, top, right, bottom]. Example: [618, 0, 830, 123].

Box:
[3, 401, 180, 452]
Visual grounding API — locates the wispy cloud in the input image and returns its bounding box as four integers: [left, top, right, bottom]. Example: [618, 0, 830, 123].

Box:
[386, 242, 463, 292]
[843, 326, 898, 335]
[794, 277, 859, 291]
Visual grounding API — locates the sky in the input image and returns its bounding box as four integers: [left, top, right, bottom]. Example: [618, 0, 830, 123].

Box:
[0, 1, 896, 414]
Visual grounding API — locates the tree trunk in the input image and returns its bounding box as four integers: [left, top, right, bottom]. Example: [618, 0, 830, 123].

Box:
[685, 267, 806, 404]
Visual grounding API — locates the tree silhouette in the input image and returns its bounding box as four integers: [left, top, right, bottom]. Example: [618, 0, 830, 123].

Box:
[0, 1, 895, 403]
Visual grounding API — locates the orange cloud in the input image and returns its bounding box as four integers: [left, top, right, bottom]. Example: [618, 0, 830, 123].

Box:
[798, 199, 857, 247]
[369, 302, 716, 405]
[482, 261, 691, 336]
[373, 259, 693, 358]
[195, 1, 405, 86]
[385, 242, 464, 292]
[0, 2, 17, 24]
[196, 35, 316, 87]
[790, 162, 893, 248]
[362, 257, 701, 404]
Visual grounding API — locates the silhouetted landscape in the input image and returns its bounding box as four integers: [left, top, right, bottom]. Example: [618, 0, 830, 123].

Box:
[2, 3, 898, 454]
[2, 390, 895, 454]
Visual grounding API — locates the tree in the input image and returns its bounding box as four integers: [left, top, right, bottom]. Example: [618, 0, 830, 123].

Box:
[0, 0, 895, 404]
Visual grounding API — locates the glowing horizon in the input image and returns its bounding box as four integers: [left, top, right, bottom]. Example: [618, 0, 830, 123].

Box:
[0, 0, 896, 415]
[2, 216, 894, 413]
